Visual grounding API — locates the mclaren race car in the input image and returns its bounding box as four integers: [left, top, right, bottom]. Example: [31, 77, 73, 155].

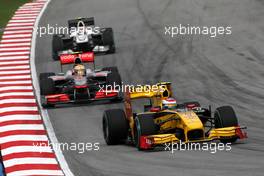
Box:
[39, 52, 122, 107]
[102, 82, 247, 150]
[52, 17, 115, 60]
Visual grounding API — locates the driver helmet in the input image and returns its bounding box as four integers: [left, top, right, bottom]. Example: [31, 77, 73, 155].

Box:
[162, 97, 177, 110]
[77, 21, 86, 33]
[73, 58, 86, 76]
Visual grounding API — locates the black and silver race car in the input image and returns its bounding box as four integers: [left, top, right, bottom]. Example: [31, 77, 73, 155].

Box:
[52, 17, 115, 60]
[39, 52, 122, 107]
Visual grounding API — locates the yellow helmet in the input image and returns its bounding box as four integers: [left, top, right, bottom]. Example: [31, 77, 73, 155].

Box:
[74, 64, 85, 76]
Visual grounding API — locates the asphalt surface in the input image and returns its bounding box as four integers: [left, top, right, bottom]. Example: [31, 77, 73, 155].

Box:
[35, 0, 264, 175]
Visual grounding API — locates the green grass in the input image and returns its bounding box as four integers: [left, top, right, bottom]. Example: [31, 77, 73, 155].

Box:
[0, 0, 30, 39]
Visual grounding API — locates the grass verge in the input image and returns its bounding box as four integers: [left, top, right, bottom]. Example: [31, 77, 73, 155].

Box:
[0, 0, 30, 40]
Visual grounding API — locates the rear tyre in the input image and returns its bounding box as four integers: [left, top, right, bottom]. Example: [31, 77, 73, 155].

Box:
[103, 109, 128, 145]
[214, 106, 238, 143]
[105, 69, 122, 101]
[102, 28, 115, 54]
[134, 114, 157, 150]
[106, 68, 122, 87]
[52, 34, 64, 60]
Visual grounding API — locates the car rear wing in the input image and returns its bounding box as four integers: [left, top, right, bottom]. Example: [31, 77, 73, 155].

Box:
[68, 17, 95, 29]
[126, 82, 173, 100]
[59, 52, 95, 71]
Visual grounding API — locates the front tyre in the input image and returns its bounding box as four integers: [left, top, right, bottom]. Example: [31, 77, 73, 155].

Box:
[39, 72, 55, 81]
[52, 34, 64, 60]
[40, 78, 55, 96]
[102, 28, 115, 54]
[134, 114, 157, 150]
[103, 109, 128, 145]
[214, 106, 238, 143]
[104, 67, 123, 101]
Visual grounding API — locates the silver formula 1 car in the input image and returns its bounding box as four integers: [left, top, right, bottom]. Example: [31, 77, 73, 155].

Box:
[39, 52, 122, 107]
[52, 17, 115, 60]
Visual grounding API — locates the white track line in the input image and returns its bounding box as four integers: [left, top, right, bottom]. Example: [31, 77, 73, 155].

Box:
[4, 158, 58, 168]
[0, 38, 31, 43]
[0, 60, 29, 64]
[13, 14, 39, 18]
[0, 86, 32, 91]
[0, 115, 41, 123]
[0, 52, 30, 56]
[7, 23, 34, 27]
[9, 19, 36, 23]
[30, 0, 74, 176]
[0, 56, 29, 61]
[0, 92, 33, 97]
[0, 99, 36, 104]
[4, 26, 34, 30]
[12, 17, 37, 20]
[0, 124, 44, 133]
[0, 66, 30, 70]
[8, 170, 64, 176]
[0, 44, 31, 48]
[1, 146, 53, 156]
[2, 35, 32, 39]
[3, 30, 32, 34]
[0, 81, 32, 85]
[0, 76, 30, 81]
[0, 107, 37, 114]
[30, 0, 74, 175]
[0, 135, 48, 144]
[0, 48, 30, 51]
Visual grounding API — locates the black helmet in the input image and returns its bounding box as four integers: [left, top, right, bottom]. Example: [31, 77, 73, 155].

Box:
[74, 57, 82, 64]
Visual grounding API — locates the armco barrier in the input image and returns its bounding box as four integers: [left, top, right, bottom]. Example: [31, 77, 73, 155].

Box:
[0, 0, 64, 175]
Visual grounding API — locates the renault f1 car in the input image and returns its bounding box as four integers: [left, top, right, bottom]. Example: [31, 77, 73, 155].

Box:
[52, 17, 115, 60]
[102, 82, 247, 150]
[39, 52, 122, 107]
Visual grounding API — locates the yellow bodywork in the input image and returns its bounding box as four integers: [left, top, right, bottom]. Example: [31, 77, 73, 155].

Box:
[209, 126, 239, 139]
[146, 126, 241, 145]
[124, 82, 242, 146]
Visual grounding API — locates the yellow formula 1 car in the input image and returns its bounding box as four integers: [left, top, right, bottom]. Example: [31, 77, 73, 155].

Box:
[102, 82, 247, 150]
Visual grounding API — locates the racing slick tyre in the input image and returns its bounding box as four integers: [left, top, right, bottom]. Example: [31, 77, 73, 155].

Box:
[40, 78, 55, 108]
[134, 114, 157, 150]
[214, 106, 238, 143]
[39, 72, 55, 81]
[102, 28, 115, 54]
[105, 68, 122, 101]
[103, 109, 128, 145]
[52, 34, 64, 60]
[105, 68, 122, 86]
[40, 78, 55, 96]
